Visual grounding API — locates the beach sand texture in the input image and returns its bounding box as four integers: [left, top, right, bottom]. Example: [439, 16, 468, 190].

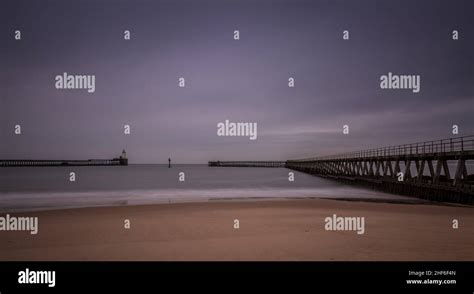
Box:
[0, 199, 473, 261]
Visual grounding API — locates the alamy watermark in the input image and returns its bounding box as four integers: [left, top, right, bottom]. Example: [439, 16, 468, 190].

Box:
[324, 214, 365, 235]
[0, 214, 38, 235]
[217, 120, 257, 140]
[380, 72, 420, 93]
[18, 268, 55, 287]
[55, 72, 95, 93]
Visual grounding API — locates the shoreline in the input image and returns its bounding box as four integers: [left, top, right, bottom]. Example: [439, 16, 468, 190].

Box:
[0, 192, 459, 215]
[0, 198, 473, 261]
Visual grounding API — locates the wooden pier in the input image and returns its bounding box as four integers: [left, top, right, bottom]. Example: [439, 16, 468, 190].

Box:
[208, 161, 285, 168]
[286, 136, 474, 204]
[1, 150, 128, 167]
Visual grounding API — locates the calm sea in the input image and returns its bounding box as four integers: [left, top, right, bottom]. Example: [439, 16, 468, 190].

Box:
[0, 164, 447, 212]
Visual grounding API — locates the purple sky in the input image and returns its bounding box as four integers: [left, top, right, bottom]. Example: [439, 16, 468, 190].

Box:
[1, 0, 473, 163]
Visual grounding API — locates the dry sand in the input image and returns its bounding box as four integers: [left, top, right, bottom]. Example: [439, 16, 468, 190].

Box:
[0, 199, 473, 261]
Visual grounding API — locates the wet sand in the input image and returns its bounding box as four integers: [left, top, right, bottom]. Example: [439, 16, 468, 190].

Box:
[0, 199, 473, 261]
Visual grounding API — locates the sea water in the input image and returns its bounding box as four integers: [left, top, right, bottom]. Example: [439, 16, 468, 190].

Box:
[0, 164, 455, 212]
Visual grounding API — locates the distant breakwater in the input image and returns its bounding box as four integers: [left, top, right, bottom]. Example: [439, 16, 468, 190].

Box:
[0, 158, 128, 167]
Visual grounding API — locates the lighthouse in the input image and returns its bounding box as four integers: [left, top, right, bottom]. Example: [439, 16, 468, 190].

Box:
[119, 149, 128, 166]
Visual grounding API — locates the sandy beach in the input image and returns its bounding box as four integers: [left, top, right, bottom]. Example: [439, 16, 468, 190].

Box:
[0, 199, 473, 261]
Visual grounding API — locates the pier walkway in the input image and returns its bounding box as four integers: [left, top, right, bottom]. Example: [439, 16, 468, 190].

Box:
[286, 136, 474, 204]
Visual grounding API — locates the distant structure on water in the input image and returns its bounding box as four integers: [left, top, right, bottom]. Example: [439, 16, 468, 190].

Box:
[117, 150, 128, 166]
[0, 150, 129, 167]
[209, 161, 285, 168]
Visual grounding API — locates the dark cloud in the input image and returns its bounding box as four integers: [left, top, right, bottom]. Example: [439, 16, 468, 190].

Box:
[1, 0, 473, 163]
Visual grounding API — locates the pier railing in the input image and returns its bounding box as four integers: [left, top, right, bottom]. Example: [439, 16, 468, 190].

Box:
[290, 135, 474, 162]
